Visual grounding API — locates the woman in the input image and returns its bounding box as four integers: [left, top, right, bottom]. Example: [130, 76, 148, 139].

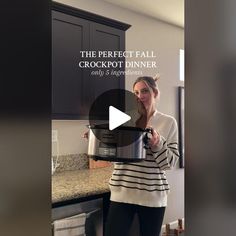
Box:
[105, 76, 179, 236]
[84, 76, 179, 236]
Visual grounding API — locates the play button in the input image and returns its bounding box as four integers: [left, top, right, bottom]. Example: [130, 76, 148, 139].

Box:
[109, 106, 131, 130]
[88, 88, 147, 148]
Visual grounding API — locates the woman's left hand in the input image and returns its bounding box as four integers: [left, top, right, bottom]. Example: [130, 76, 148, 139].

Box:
[148, 127, 160, 147]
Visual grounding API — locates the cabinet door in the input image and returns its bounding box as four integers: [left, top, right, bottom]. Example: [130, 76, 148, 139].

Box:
[52, 11, 90, 119]
[89, 22, 125, 119]
[90, 22, 125, 95]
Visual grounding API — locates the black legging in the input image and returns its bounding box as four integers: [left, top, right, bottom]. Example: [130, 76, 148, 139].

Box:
[105, 201, 165, 236]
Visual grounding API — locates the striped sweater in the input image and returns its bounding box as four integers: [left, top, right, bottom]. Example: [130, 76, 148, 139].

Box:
[109, 111, 179, 207]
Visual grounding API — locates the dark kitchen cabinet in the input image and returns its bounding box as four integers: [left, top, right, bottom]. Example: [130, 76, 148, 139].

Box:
[52, 3, 130, 119]
[52, 11, 90, 119]
[89, 22, 125, 100]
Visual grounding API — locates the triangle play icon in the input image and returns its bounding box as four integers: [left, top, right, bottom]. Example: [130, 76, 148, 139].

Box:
[109, 106, 131, 130]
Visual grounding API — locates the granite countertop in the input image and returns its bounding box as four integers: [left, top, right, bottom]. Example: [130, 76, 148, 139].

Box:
[52, 166, 113, 204]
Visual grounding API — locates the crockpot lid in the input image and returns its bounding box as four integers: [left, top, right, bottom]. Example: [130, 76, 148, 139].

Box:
[88, 123, 144, 131]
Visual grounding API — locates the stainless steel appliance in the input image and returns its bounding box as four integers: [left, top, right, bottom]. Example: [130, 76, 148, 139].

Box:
[87, 124, 151, 162]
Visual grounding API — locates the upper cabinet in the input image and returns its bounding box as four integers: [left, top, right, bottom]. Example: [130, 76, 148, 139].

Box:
[52, 2, 131, 119]
[52, 11, 90, 119]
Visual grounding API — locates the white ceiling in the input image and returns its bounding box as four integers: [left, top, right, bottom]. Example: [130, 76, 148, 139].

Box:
[102, 0, 184, 28]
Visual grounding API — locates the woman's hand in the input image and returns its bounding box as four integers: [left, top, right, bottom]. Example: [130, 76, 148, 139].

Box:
[135, 98, 148, 129]
[148, 127, 160, 147]
[83, 131, 89, 140]
[136, 98, 146, 116]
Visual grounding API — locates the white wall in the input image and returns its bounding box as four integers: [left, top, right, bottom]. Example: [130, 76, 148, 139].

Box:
[52, 0, 184, 224]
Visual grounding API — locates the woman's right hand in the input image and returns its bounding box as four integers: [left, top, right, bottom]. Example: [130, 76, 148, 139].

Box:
[136, 97, 146, 116]
[83, 131, 89, 140]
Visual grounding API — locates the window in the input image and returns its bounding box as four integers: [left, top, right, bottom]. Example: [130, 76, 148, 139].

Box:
[179, 49, 184, 81]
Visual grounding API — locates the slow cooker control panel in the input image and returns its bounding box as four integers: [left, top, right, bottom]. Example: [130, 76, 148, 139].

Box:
[98, 142, 117, 157]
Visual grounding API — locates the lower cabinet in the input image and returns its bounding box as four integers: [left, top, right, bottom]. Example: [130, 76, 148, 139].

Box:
[52, 198, 103, 236]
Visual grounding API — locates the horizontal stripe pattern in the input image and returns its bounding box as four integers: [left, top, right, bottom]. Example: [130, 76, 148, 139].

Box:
[110, 140, 179, 193]
[111, 159, 169, 192]
[113, 167, 162, 176]
[110, 112, 179, 207]
[112, 172, 167, 183]
[111, 178, 169, 187]
[112, 173, 166, 181]
[109, 183, 169, 192]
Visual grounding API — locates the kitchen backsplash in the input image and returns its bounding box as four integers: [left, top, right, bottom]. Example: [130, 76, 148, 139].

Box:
[52, 153, 89, 173]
